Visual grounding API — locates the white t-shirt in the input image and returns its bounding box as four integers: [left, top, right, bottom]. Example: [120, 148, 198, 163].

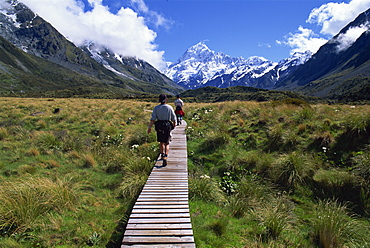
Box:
[174, 98, 184, 107]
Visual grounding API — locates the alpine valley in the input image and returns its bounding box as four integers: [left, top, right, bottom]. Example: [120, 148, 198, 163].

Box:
[0, 0, 369, 102]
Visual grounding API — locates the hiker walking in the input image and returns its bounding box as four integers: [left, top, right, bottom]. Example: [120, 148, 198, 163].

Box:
[148, 94, 176, 166]
[174, 95, 184, 126]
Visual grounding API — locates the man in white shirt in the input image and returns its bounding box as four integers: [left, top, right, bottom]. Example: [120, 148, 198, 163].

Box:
[147, 94, 176, 166]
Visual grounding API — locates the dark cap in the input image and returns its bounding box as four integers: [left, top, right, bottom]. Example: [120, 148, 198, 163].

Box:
[159, 94, 167, 103]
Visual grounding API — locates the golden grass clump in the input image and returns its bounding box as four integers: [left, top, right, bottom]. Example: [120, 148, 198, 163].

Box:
[0, 127, 9, 140]
[82, 153, 97, 168]
[0, 176, 80, 233]
[311, 199, 370, 248]
[45, 159, 61, 169]
[27, 147, 40, 156]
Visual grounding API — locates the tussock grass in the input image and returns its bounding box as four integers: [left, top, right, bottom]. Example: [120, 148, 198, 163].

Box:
[253, 196, 295, 240]
[0, 97, 159, 247]
[185, 100, 370, 247]
[0, 127, 9, 140]
[0, 176, 80, 233]
[311, 199, 370, 248]
[189, 174, 226, 203]
[270, 152, 309, 193]
[118, 173, 148, 199]
[1, 97, 370, 247]
[82, 153, 97, 168]
[26, 147, 40, 156]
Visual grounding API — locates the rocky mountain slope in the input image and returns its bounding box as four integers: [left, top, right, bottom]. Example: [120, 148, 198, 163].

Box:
[0, 0, 183, 96]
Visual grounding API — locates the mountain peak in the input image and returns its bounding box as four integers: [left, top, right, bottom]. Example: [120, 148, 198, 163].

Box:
[179, 41, 214, 62]
[189, 41, 210, 51]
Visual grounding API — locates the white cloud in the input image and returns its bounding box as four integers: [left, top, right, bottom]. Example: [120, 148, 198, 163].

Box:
[278, 26, 327, 54]
[279, 0, 370, 55]
[307, 0, 370, 36]
[334, 23, 370, 52]
[21, 0, 168, 70]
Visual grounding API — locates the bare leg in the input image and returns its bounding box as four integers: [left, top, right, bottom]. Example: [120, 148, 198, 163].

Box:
[159, 143, 170, 156]
[164, 143, 170, 156]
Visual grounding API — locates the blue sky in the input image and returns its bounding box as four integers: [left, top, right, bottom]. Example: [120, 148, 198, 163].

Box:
[21, 0, 370, 69]
[144, 0, 332, 62]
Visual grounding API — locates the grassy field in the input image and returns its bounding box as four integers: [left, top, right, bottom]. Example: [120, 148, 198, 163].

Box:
[0, 97, 370, 247]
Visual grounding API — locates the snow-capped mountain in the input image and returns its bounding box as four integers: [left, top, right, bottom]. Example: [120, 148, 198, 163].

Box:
[165, 42, 248, 89]
[165, 41, 312, 89]
[0, 0, 183, 95]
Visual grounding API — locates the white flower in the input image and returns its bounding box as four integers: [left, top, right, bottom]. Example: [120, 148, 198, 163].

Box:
[131, 144, 139, 149]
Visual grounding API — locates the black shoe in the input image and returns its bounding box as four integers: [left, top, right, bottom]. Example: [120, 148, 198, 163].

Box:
[158, 153, 165, 161]
[162, 154, 167, 167]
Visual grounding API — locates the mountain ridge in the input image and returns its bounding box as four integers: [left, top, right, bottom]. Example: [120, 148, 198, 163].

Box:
[165, 8, 370, 102]
[165, 41, 312, 90]
[0, 0, 183, 96]
[275, 8, 370, 101]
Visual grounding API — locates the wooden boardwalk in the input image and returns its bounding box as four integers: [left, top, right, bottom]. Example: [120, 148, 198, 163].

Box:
[122, 121, 195, 248]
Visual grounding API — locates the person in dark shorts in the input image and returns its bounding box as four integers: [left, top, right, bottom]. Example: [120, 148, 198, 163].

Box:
[147, 94, 176, 166]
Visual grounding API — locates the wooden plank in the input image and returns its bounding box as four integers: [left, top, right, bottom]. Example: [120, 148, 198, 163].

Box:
[137, 198, 189, 202]
[140, 193, 188, 196]
[128, 217, 191, 224]
[143, 186, 188, 189]
[132, 209, 189, 214]
[141, 188, 188, 194]
[125, 223, 192, 230]
[124, 229, 193, 236]
[122, 244, 195, 248]
[133, 204, 188, 208]
[130, 213, 190, 218]
[122, 236, 194, 243]
[133, 201, 188, 205]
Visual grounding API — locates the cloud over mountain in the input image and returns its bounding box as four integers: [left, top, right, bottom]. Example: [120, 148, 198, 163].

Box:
[21, 0, 168, 69]
[279, 0, 370, 54]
